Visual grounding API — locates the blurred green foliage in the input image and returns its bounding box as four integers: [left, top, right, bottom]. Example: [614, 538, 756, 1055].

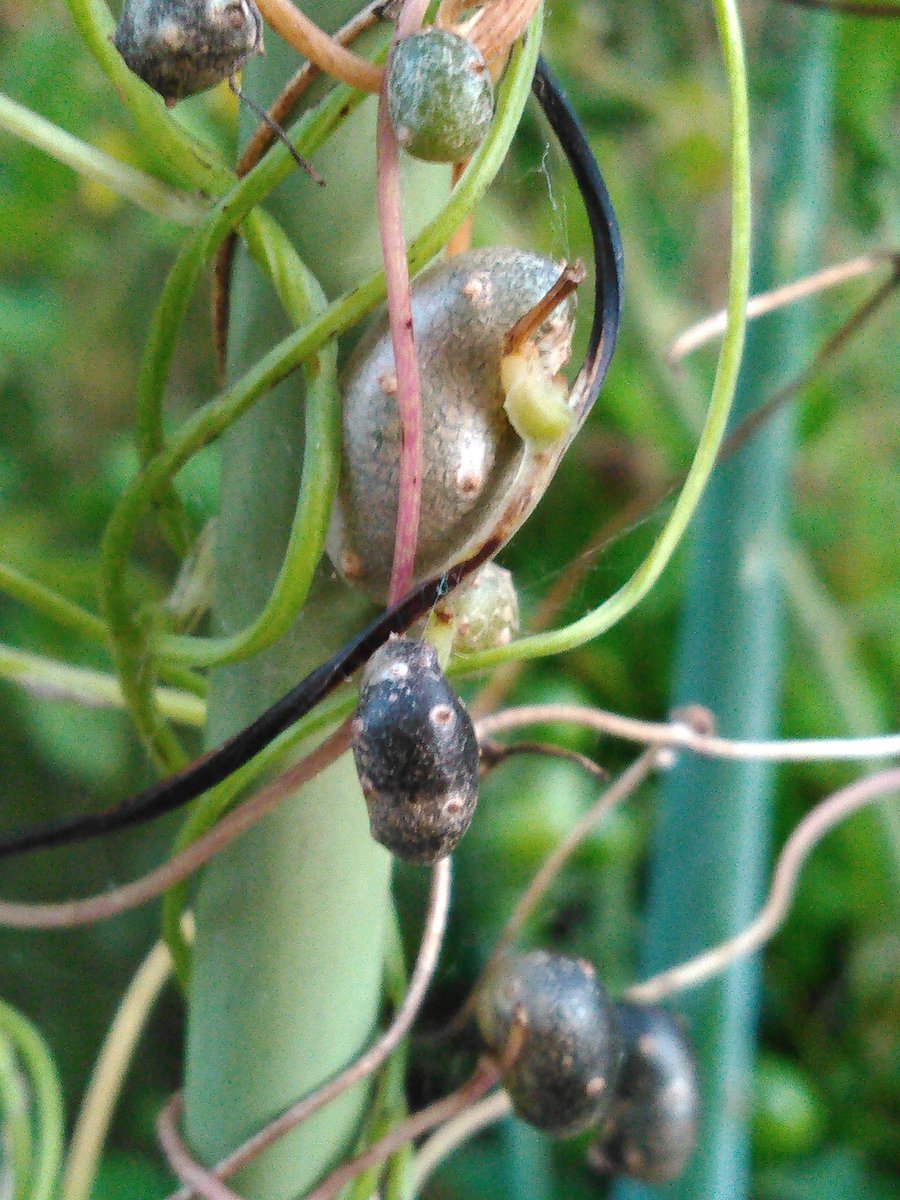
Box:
[0, 0, 897, 1197]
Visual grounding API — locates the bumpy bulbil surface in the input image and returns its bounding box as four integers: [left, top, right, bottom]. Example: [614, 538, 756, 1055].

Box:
[438, 561, 520, 653]
[328, 247, 576, 599]
[588, 1003, 700, 1184]
[114, 0, 262, 102]
[352, 637, 480, 864]
[387, 30, 494, 163]
[475, 950, 624, 1138]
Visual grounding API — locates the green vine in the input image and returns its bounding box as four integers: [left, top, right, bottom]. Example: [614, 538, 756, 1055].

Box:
[0, 92, 207, 224]
[158, 211, 341, 668]
[456, 0, 751, 674]
[0, 1027, 32, 1200]
[0, 643, 205, 727]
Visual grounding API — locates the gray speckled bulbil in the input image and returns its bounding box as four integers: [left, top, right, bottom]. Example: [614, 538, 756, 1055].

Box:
[588, 1003, 700, 1184]
[328, 247, 576, 600]
[352, 638, 479, 865]
[114, 0, 263, 103]
[475, 950, 624, 1138]
[387, 29, 494, 163]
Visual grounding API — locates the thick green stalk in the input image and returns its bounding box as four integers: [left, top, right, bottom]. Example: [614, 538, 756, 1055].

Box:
[616, 11, 835, 1200]
[0, 92, 207, 224]
[181, 4, 460, 1196]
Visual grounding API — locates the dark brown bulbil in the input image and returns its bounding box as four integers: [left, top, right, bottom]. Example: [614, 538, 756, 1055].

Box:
[475, 950, 624, 1138]
[114, 0, 263, 102]
[588, 1002, 700, 1184]
[352, 637, 479, 865]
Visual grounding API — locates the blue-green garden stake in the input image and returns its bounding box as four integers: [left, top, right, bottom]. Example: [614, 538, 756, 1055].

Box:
[616, 10, 835, 1200]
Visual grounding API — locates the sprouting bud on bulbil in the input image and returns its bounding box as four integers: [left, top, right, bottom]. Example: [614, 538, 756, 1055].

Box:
[387, 29, 494, 163]
[501, 348, 573, 446]
[474, 951, 624, 1138]
[328, 247, 576, 600]
[434, 562, 519, 654]
[588, 1003, 700, 1184]
[352, 637, 479, 865]
[114, 0, 263, 103]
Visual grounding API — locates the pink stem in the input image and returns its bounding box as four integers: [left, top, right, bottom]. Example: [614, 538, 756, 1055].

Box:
[378, 0, 432, 604]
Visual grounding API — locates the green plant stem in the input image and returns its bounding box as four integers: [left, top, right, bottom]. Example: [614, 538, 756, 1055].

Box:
[0, 1001, 65, 1200]
[0, 1028, 32, 1200]
[0, 643, 205, 727]
[181, 9, 542, 1198]
[0, 561, 107, 643]
[616, 10, 835, 1200]
[157, 212, 341, 667]
[63, 0, 232, 194]
[0, 92, 208, 223]
[159, 680, 356, 990]
[457, 0, 751, 672]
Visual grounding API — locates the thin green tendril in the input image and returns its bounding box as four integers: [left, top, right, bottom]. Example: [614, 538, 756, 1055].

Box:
[0, 1001, 65, 1200]
[456, 0, 751, 672]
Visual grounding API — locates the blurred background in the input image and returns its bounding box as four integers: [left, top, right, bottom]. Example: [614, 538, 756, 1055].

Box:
[0, 0, 897, 1196]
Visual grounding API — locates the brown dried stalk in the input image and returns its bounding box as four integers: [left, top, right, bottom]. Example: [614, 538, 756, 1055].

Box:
[626, 766, 900, 1003]
[667, 249, 897, 363]
[255, 0, 383, 91]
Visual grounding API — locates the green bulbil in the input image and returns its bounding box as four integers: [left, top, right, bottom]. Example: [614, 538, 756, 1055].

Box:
[387, 29, 494, 163]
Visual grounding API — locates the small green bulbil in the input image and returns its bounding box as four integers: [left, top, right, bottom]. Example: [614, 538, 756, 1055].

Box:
[436, 562, 520, 653]
[387, 29, 494, 163]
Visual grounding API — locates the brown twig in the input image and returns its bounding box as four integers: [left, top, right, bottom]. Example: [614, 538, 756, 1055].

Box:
[625, 766, 900, 1003]
[255, 0, 383, 91]
[0, 722, 352, 929]
[410, 1090, 513, 1194]
[301, 1060, 502, 1200]
[165, 856, 453, 1199]
[159, 1096, 241, 1200]
[475, 705, 900, 764]
[503, 260, 586, 355]
[480, 738, 609, 782]
[667, 249, 897, 363]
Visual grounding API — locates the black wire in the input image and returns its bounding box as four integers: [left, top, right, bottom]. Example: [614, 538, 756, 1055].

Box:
[0, 59, 622, 860]
[228, 76, 326, 186]
[0, 547, 495, 860]
[533, 57, 624, 407]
